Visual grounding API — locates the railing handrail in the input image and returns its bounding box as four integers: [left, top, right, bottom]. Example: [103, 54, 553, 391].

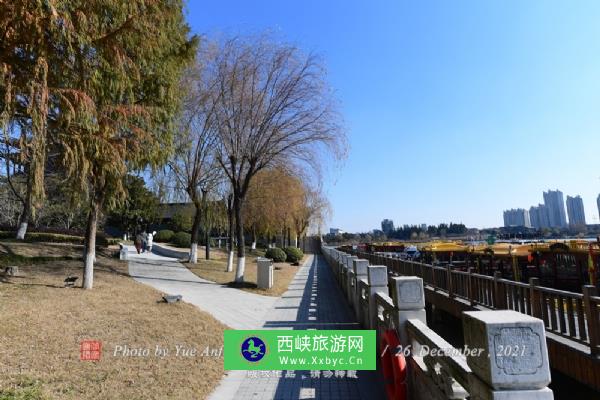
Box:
[406, 318, 472, 391]
[495, 277, 530, 288]
[533, 285, 584, 299]
[344, 247, 600, 352]
[351, 248, 587, 301]
[374, 291, 395, 312]
[467, 272, 495, 282]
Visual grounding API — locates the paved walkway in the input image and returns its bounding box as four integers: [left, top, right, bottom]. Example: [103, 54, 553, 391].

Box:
[125, 245, 277, 329]
[210, 255, 385, 400]
[125, 247, 384, 399]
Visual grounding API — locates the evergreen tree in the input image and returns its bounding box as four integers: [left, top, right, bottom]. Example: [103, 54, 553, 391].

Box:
[1, 1, 197, 288]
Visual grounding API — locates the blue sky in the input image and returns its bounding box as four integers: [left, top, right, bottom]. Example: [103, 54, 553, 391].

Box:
[185, 1, 600, 231]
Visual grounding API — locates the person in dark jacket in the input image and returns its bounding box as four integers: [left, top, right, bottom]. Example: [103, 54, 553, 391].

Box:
[134, 233, 143, 254]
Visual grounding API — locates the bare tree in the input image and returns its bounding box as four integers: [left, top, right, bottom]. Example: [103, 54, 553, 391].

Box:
[203, 36, 346, 282]
[225, 191, 235, 272]
[169, 63, 222, 263]
[293, 185, 331, 247]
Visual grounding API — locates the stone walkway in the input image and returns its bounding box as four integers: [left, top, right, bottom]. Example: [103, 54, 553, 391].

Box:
[210, 255, 385, 400]
[125, 246, 384, 399]
[125, 245, 277, 329]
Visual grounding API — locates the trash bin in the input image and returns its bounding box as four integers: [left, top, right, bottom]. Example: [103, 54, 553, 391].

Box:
[257, 257, 273, 289]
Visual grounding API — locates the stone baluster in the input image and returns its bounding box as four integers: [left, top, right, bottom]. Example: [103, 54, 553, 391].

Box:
[366, 265, 389, 330]
[390, 276, 427, 346]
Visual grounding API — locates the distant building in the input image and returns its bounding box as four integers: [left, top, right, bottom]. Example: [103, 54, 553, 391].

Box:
[543, 190, 567, 228]
[381, 219, 394, 234]
[503, 208, 531, 228]
[529, 204, 550, 229]
[329, 228, 345, 235]
[566, 195, 586, 226]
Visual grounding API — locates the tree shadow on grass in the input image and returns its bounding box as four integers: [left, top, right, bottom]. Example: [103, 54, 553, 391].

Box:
[0, 278, 65, 289]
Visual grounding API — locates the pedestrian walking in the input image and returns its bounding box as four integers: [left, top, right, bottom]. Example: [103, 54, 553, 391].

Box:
[134, 233, 143, 254]
[147, 231, 155, 253]
[142, 231, 148, 253]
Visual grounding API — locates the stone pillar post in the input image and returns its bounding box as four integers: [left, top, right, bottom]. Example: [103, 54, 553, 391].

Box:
[463, 310, 553, 399]
[390, 276, 427, 346]
[367, 265, 389, 330]
[346, 255, 359, 304]
[353, 259, 369, 321]
[339, 253, 348, 285]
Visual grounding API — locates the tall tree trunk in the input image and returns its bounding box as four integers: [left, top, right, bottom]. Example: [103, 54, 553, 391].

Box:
[16, 176, 33, 240]
[189, 202, 201, 264]
[205, 228, 210, 260]
[16, 199, 31, 240]
[251, 226, 257, 250]
[83, 200, 99, 289]
[234, 193, 245, 282]
[226, 194, 234, 272]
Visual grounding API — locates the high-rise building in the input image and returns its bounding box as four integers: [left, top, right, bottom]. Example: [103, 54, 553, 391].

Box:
[381, 219, 394, 234]
[529, 204, 550, 229]
[503, 208, 531, 228]
[597, 194, 600, 224]
[566, 195, 586, 226]
[543, 190, 567, 228]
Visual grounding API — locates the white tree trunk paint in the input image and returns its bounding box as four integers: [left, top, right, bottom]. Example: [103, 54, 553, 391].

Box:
[235, 256, 245, 282]
[226, 251, 234, 272]
[251, 241, 256, 250]
[16, 222, 27, 240]
[83, 250, 94, 289]
[294, 236, 298, 248]
[190, 243, 198, 264]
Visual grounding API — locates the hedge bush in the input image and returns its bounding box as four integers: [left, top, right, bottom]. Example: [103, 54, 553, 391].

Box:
[0, 231, 118, 245]
[171, 232, 191, 248]
[154, 230, 174, 243]
[265, 247, 287, 263]
[284, 247, 304, 263]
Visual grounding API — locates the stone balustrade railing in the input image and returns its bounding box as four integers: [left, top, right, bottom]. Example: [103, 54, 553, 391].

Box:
[321, 244, 554, 400]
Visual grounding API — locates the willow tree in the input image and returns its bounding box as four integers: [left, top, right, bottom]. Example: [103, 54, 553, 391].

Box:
[206, 36, 346, 282]
[292, 185, 330, 248]
[244, 167, 306, 249]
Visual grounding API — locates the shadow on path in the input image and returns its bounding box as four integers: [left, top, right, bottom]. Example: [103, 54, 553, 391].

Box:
[234, 255, 386, 400]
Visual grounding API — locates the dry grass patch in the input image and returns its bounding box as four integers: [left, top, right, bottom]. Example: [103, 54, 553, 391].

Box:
[0, 255, 227, 400]
[185, 248, 303, 297]
[0, 241, 87, 261]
